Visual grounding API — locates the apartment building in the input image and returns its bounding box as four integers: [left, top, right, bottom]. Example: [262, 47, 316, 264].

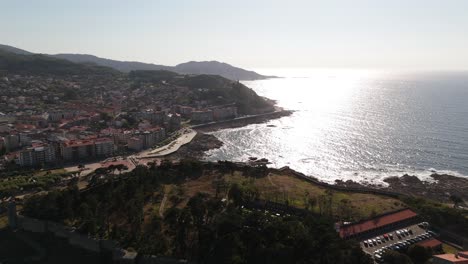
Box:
[18, 143, 56, 167]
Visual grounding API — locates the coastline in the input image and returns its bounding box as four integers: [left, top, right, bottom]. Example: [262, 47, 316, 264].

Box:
[192, 109, 293, 132]
[174, 130, 468, 204]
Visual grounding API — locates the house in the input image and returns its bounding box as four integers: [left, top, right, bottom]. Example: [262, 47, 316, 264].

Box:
[45, 111, 77, 122]
[191, 109, 213, 123]
[127, 137, 143, 151]
[17, 143, 56, 167]
[94, 138, 114, 157]
[61, 138, 114, 161]
[61, 139, 95, 161]
[172, 105, 193, 117]
[212, 106, 237, 121]
[417, 238, 443, 251]
[3, 133, 20, 152]
[433, 252, 468, 264]
[126, 127, 165, 151]
[167, 113, 181, 131]
[339, 209, 419, 240]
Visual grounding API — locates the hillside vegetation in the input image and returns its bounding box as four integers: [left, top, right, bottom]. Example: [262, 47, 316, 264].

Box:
[21, 161, 406, 262]
[173, 74, 274, 114]
[0, 44, 273, 80]
[0, 50, 118, 76]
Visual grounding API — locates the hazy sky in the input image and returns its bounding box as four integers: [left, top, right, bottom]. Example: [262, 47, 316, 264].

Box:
[2, 0, 468, 70]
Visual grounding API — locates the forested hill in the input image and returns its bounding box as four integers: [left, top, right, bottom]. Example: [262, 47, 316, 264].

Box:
[53, 53, 173, 73]
[129, 71, 275, 114]
[0, 43, 274, 80]
[0, 49, 119, 77]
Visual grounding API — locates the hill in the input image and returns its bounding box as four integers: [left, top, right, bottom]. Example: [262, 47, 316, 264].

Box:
[0, 49, 119, 76]
[127, 70, 275, 114]
[0, 44, 33, 55]
[21, 161, 375, 263]
[0, 44, 273, 80]
[174, 60, 273, 80]
[172, 74, 274, 114]
[55, 55, 273, 80]
[53, 53, 172, 72]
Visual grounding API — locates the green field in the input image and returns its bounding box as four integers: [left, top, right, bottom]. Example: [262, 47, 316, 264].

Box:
[0, 169, 71, 198]
[163, 169, 404, 221]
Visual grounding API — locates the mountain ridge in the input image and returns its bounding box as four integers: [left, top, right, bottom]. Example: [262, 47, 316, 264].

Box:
[0, 49, 119, 76]
[0, 44, 275, 80]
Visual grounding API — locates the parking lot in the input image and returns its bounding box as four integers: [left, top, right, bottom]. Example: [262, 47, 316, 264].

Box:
[360, 222, 433, 261]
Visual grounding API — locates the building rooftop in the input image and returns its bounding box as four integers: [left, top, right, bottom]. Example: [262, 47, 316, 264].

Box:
[417, 238, 442, 249]
[94, 137, 112, 143]
[339, 209, 418, 238]
[62, 139, 96, 147]
[433, 253, 468, 263]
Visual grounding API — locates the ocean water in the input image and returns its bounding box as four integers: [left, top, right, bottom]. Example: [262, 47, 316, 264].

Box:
[204, 69, 468, 184]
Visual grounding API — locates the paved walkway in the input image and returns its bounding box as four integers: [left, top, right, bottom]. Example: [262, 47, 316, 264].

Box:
[143, 129, 197, 158]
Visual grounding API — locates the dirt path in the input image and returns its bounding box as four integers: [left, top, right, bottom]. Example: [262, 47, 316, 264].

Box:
[159, 191, 168, 217]
[267, 173, 277, 187]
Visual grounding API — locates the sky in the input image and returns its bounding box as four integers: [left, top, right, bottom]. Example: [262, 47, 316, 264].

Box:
[1, 0, 468, 70]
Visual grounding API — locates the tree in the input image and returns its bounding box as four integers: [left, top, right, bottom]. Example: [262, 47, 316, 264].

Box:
[382, 250, 413, 264]
[408, 245, 432, 264]
[228, 183, 244, 206]
[115, 164, 128, 175]
[450, 195, 464, 207]
[338, 198, 353, 220]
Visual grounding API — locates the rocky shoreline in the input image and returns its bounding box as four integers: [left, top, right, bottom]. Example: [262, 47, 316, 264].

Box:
[178, 106, 468, 205]
[166, 133, 224, 160]
[335, 173, 468, 204]
[176, 130, 468, 205]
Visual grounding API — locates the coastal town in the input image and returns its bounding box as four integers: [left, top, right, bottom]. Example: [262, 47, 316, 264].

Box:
[0, 45, 467, 264]
[0, 71, 273, 171]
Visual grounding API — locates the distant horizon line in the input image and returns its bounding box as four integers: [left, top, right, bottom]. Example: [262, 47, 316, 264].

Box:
[3, 42, 468, 73]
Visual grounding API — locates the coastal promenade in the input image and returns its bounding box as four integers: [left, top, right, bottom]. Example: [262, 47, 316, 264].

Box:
[142, 128, 197, 158]
[63, 129, 197, 176]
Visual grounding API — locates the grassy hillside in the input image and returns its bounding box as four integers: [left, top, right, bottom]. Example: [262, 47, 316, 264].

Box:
[22, 161, 374, 263]
[160, 165, 404, 221]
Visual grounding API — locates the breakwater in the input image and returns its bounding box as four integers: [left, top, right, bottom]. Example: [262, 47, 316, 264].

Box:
[191, 110, 292, 131]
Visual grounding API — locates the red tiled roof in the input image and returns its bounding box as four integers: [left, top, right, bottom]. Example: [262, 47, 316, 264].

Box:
[433, 253, 468, 263]
[94, 137, 112, 143]
[339, 209, 417, 238]
[417, 238, 442, 249]
[62, 140, 94, 147]
[15, 124, 36, 130]
[63, 137, 112, 147]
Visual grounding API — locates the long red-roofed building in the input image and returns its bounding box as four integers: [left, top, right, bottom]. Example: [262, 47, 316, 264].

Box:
[417, 238, 443, 251]
[339, 208, 419, 240]
[433, 252, 468, 264]
[61, 137, 114, 161]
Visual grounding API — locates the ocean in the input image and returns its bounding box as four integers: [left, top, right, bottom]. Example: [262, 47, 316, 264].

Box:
[204, 68, 468, 185]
